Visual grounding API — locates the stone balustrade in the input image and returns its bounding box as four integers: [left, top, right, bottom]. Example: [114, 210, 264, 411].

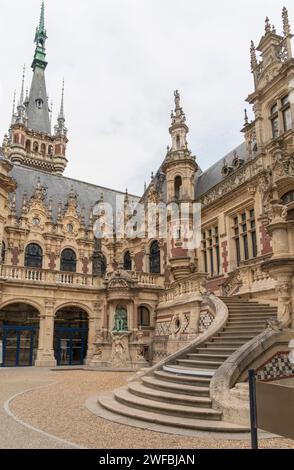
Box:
[0, 265, 98, 288]
[222, 258, 276, 296]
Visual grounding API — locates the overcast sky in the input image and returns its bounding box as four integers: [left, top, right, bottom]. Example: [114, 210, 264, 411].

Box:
[0, 0, 293, 196]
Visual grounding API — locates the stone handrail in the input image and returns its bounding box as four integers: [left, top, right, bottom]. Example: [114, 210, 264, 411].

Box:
[136, 272, 164, 288]
[210, 328, 282, 426]
[222, 257, 275, 296]
[129, 293, 229, 382]
[159, 272, 207, 304]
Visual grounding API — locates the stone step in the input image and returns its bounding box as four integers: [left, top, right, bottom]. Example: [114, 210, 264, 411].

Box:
[99, 392, 250, 432]
[219, 330, 261, 336]
[127, 382, 212, 408]
[163, 365, 215, 377]
[142, 376, 210, 396]
[215, 334, 256, 340]
[114, 387, 222, 420]
[186, 353, 231, 360]
[227, 307, 276, 312]
[196, 347, 237, 355]
[153, 369, 211, 386]
[228, 315, 276, 321]
[227, 320, 268, 326]
[208, 340, 246, 347]
[176, 359, 224, 370]
[221, 328, 263, 335]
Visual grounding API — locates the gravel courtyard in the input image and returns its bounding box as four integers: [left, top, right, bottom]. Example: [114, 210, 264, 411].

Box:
[0, 368, 293, 449]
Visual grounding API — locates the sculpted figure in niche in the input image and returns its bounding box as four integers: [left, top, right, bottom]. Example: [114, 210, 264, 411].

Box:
[113, 306, 128, 332]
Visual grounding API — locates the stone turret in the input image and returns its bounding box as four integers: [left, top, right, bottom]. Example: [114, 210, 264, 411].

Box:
[4, 1, 68, 175]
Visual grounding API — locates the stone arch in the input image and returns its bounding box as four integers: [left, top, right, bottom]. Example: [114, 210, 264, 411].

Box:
[54, 301, 91, 318]
[0, 298, 43, 315]
[0, 301, 41, 367]
[53, 304, 90, 366]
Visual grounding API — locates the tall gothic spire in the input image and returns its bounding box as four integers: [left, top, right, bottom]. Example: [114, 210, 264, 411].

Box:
[16, 66, 26, 124]
[55, 79, 67, 136]
[26, 1, 51, 134]
[32, 0, 48, 70]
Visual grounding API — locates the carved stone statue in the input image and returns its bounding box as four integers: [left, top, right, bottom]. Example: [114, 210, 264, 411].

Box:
[113, 306, 128, 332]
[110, 332, 129, 368]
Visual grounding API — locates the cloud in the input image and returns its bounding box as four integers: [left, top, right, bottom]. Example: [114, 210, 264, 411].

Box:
[0, 0, 292, 195]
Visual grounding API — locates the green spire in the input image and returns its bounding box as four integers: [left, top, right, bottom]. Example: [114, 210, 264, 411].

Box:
[32, 1, 48, 70]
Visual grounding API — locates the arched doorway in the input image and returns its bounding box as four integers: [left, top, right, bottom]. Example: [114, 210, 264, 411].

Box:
[54, 307, 88, 366]
[0, 303, 39, 367]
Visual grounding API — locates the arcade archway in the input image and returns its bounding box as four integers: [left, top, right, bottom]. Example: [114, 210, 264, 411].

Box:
[0, 303, 39, 367]
[54, 307, 89, 366]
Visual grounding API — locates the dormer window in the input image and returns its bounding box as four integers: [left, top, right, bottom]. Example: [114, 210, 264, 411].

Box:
[35, 98, 43, 109]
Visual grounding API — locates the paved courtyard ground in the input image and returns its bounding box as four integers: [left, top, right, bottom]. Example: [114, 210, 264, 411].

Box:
[0, 368, 293, 449]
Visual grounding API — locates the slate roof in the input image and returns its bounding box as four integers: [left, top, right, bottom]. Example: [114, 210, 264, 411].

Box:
[26, 68, 51, 135]
[1, 140, 249, 222]
[195, 142, 248, 200]
[9, 164, 140, 227]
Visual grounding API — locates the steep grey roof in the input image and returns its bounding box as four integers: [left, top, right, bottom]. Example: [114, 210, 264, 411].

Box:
[26, 67, 51, 135]
[10, 165, 140, 227]
[195, 142, 248, 200]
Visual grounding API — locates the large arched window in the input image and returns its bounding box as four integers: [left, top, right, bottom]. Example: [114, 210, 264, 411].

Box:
[93, 253, 107, 277]
[149, 241, 160, 274]
[60, 249, 77, 273]
[24, 243, 43, 269]
[138, 306, 150, 327]
[123, 251, 132, 271]
[282, 190, 294, 205]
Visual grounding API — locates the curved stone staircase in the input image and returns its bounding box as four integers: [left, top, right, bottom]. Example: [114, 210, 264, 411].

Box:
[99, 298, 277, 432]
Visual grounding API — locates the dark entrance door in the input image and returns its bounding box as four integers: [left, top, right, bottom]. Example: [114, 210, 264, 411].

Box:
[54, 327, 88, 366]
[1, 326, 37, 367]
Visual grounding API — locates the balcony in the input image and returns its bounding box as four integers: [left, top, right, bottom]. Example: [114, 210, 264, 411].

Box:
[0, 265, 99, 288]
[0, 265, 165, 290]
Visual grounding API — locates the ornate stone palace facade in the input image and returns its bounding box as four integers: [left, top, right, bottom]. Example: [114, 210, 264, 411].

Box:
[0, 4, 294, 370]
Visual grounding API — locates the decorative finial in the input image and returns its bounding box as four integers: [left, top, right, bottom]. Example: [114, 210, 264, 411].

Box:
[19, 65, 26, 105]
[265, 16, 271, 33]
[11, 90, 16, 124]
[57, 201, 63, 222]
[250, 41, 258, 71]
[144, 182, 147, 193]
[32, 0, 48, 70]
[282, 6, 291, 36]
[174, 90, 180, 110]
[151, 172, 154, 181]
[244, 109, 249, 126]
[59, 78, 65, 119]
[272, 24, 276, 34]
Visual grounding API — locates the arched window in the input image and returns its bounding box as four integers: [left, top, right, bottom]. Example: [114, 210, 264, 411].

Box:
[176, 135, 180, 150]
[138, 306, 150, 327]
[93, 253, 107, 277]
[41, 143, 46, 156]
[1, 241, 6, 265]
[282, 190, 294, 205]
[149, 241, 160, 274]
[60, 249, 77, 273]
[123, 251, 132, 271]
[33, 142, 39, 153]
[25, 243, 43, 269]
[25, 140, 31, 152]
[48, 145, 53, 157]
[174, 175, 182, 200]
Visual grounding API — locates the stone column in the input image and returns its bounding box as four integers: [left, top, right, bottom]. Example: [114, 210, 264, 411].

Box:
[35, 300, 56, 367]
[85, 301, 103, 364]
